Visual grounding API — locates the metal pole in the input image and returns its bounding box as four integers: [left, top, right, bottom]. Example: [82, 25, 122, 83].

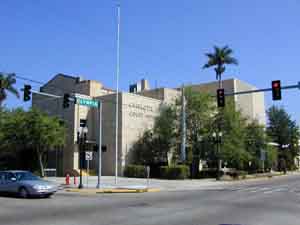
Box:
[78, 138, 83, 189]
[115, 4, 120, 185]
[96, 103, 102, 188]
[87, 158, 89, 188]
[78, 104, 84, 189]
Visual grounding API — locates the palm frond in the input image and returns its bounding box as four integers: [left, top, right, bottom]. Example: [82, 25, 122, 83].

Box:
[7, 86, 20, 98]
[205, 53, 216, 59]
[202, 63, 211, 69]
[213, 46, 221, 57]
[224, 56, 238, 65]
[6, 73, 17, 85]
[223, 46, 233, 56]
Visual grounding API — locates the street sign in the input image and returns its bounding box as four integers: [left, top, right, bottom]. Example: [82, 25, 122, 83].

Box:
[76, 98, 99, 108]
[298, 81, 300, 90]
[85, 151, 93, 161]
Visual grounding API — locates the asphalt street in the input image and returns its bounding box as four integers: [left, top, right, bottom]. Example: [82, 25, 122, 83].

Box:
[0, 174, 300, 225]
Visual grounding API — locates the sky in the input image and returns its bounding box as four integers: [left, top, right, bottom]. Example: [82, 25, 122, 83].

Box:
[1, 1, 300, 123]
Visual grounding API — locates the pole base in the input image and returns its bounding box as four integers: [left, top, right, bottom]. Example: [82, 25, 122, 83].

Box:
[78, 184, 84, 189]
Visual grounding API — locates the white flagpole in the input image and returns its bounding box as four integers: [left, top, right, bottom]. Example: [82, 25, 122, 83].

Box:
[115, 3, 121, 185]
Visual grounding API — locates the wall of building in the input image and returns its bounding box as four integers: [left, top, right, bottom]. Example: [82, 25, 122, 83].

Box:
[138, 88, 180, 104]
[94, 93, 162, 175]
[186, 79, 235, 95]
[94, 93, 122, 176]
[234, 79, 266, 125]
[184, 79, 266, 125]
[121, 93, 162, 168]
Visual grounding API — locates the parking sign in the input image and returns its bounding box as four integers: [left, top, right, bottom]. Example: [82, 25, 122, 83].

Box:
[85, 151, 93, 161]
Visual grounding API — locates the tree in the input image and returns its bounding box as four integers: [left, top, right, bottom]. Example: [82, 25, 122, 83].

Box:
[153, 104, 178, 164]
[131, 105, 178, 166]
[245, 120, 270, 172]
[203, 46, 238, 88]
[216, 99, 250, 170]
[182, 88, 216, 176]
[0, 108, 37, 170]
[25, 108, 66, 176]
[0, 73, 19, 106]
[267, 106, 300, 170]
[0, 107, 66, 176]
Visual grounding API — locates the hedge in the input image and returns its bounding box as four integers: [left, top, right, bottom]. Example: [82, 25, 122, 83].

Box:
[227, 170, 247, 179]
[124, 165, 146, 178]
[197, 169, 223, 179]
[159, 165, 190, 179]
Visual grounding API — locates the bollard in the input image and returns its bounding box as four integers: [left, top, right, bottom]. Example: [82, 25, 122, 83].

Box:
[74, 176, 77, 185]
[65, 173, 70, 185]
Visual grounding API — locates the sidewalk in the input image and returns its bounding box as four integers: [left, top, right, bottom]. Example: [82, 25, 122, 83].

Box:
[45, 171, 300, 193]
[45, 176, 232, 192]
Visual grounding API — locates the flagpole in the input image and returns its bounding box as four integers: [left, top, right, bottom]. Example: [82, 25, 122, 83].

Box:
[115, 3, 121, 185]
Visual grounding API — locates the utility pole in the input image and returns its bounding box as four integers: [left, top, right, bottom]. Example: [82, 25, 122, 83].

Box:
[115, 3, 121, 185]
[181, 85, 186, 162]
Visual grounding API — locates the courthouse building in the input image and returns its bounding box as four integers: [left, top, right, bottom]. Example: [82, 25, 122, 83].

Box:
[32, 74, 266, 176]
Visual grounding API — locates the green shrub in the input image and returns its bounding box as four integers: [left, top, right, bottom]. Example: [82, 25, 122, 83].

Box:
[228, 170, 247, 179]
[197, 169, 223, 179]
[124, 165, 146, 178]
[159, 165, 190, 179]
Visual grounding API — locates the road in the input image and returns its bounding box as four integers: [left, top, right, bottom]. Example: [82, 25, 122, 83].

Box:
[0, 174, 300, 225]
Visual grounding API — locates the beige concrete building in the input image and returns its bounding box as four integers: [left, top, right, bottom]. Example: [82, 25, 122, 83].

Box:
[33, 74, 266, 176]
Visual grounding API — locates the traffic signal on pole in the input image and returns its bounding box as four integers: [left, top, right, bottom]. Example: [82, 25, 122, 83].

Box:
[63, 93, 70, 108]
[272, 80, 281, 100]
[217, 88, 225, 107]
[23, 85, 32, 102]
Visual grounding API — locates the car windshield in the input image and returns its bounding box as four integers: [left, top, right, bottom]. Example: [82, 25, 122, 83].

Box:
[15, 172, 41, 181]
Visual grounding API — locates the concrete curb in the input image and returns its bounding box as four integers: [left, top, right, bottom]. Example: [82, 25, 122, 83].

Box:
[219, 172, 286, 182]
[65, 188, 160, 194]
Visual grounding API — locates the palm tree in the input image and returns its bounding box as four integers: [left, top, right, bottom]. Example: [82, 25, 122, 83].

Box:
[0, 73, 20, 106]
[203, 45, 238, 88]
[203, 46, 238, 180]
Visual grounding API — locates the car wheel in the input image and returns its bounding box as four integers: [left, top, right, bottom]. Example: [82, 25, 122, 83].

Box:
[19, 187, 29, 198]
[45, 194, 53, 198]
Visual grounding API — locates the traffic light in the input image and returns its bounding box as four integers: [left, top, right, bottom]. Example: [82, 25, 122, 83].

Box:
[63, 93, 70, 108]
[80, 119, 87, 127]
[23, 85, 32, 102]
[93, 145, 107, 152]
[217, 88, 225, 107]
[272, 80, 281, 100]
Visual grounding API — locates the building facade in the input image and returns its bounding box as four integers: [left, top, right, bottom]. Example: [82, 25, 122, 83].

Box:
[33, 74, 266, 176]
[184, 79, 266, 125]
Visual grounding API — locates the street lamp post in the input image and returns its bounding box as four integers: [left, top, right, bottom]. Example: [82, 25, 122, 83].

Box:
[212, 131, 222, 180]
[78, 127, 88, 189]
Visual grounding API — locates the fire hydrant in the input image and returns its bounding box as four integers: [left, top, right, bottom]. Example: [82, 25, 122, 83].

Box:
[74, 176, 77, 185]
[65, 173, 70, 185]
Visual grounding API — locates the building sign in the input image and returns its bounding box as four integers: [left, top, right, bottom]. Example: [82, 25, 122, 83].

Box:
[76, 98, 99, 108]
[128, 103, 156, 119]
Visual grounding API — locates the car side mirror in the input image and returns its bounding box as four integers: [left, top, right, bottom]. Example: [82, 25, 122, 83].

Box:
[10, 177, 17, 182]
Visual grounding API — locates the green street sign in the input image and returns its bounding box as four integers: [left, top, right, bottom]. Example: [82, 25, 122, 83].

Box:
[76, 98, 99, 108]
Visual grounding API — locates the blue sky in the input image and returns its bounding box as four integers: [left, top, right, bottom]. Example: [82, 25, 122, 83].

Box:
[1, 1, 300, 123]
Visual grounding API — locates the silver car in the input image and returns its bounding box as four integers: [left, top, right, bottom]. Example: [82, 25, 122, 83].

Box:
[0, 170, 58, 198]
